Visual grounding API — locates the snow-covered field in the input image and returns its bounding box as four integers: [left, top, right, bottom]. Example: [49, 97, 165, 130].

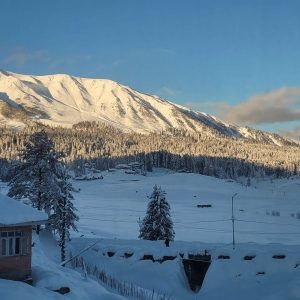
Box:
[1, 169, 300, 299]
[70, 169, 300, 244]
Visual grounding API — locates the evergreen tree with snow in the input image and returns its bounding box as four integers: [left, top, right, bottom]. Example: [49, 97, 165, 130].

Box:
[47, 166, 79, 262]
[139, 185, 175, 241]
[146, 154, 153, 172]
[7, 130, 64, 233]
[247, 177, 251, 187]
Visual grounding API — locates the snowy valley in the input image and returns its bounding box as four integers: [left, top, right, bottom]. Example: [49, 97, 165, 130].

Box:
[1, 168, 300, 300]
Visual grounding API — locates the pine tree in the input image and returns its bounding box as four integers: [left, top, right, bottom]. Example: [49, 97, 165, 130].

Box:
[146, 154, 153, 172]
[139, 185, 175, 241]
[47, 166, 79, 262]
[247, 177, 251, 187]
[7, 130, 64, 233]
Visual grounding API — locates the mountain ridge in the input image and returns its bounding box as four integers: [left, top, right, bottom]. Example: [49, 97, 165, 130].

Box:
[0, 69, 298, 147]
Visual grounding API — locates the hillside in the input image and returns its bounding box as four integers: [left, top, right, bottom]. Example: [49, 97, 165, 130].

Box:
[0, 69, 298, 147]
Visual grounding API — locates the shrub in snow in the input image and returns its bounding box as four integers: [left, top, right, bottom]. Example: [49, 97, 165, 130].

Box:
[291, 213, 295, 217]
[265, 211, 270, 215]
[271, 210, 280, 216]
[139, 185, 175, 241]
[296, 212, 300, 219]
[70, 255, 170, 300]
[247, 178, 251, 187]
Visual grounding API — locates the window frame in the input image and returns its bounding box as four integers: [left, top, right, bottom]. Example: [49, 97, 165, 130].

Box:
[0, 230, 28, 257]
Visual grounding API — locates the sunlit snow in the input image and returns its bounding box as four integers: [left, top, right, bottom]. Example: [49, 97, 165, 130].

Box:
[1, 169, 300, 299]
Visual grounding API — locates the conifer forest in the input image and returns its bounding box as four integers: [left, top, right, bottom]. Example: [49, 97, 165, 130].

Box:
[0, 121, 299, 182]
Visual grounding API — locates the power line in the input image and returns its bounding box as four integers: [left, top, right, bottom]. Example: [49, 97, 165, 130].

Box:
[79, 217, 232, 224]
[175, 226, 231, 233]
[176, 226, 300, 235]
[174, 219, 232, 224]
[80, 216, 300, 229]
[235, 219, 300, 228]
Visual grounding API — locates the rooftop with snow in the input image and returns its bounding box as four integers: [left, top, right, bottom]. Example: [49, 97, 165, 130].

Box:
[0, 193, 48, 226]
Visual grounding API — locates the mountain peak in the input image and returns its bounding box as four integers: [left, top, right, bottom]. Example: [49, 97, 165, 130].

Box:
[0, 69, 298, 146]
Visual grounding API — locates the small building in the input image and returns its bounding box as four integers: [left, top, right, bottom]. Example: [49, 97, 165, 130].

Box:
[128, 162, 142, 170]
[115, 164, 130, 170]
[0, 193, 48, 281]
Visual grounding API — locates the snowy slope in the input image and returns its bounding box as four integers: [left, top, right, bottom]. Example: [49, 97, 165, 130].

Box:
[0, 237, 127, 300]
[3, 170, 300, 299]
[55, 170, 300, 299]
[0, 69, 297, 146]
[1, 170, 300, 299]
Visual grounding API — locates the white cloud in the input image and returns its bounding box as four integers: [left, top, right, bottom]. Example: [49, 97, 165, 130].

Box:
[158, 87, 180, 96]
[3, 47, 92, 69]
[49, 55, 92, 68]
[279, 126, 300, 141]
[3, 47, 49, 65]
[185, 87, 300, 126]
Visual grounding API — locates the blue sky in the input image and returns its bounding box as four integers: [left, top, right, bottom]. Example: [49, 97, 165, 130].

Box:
[1, 0, 300, 139]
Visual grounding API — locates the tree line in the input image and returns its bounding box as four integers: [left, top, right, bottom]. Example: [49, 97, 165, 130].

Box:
[0, 121, 299, 181]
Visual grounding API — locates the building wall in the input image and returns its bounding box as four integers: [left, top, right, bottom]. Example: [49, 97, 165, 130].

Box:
[0, 225, 32, 278]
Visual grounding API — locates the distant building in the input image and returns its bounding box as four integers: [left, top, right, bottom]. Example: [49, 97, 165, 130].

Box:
[0, 193, 48, 282]
[128, 162, 142, 169]
[115, 164, 130, 170]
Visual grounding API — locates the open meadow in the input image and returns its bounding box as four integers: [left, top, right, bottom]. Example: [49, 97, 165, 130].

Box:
[2, 169, 299, 300]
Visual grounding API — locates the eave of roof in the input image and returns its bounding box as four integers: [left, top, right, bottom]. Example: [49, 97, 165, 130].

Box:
[0, 219, 47, 228]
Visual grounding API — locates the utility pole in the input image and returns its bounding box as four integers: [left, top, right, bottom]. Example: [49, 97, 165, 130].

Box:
[232, 193, 238, 250]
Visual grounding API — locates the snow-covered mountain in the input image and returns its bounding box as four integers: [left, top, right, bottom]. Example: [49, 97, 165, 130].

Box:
[0, 69, 297, 146]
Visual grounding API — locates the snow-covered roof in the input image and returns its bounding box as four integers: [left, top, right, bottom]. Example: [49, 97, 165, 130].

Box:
[115, 164, 130, 169]
[0, 193, 48, 227]
[128, 162, 142, 166]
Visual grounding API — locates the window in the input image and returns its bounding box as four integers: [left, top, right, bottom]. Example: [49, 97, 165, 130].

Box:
[0, 231, 28, 256]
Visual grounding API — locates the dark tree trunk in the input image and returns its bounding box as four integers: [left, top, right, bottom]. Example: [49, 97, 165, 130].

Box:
[36, 167, 42, 235]
[61, 196, 67, 263]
